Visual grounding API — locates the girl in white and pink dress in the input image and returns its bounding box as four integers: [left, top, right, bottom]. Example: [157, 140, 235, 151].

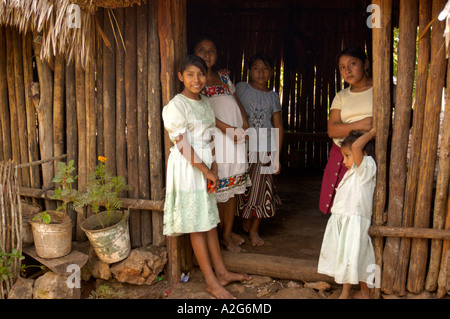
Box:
[194, 36, 251, 252]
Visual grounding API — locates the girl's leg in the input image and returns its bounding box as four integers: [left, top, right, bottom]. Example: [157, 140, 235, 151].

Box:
[353, 282, 371, 299]
[219, 197, 244, 252]
[205, 228, 252, 285]
[190, 231, 235, 299]
[339, 283, 353, 299]
[248, 218, 264, 246]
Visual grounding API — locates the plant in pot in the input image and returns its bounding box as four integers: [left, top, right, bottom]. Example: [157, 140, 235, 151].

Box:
[74, 156, 131, 264]
[30, 160, 76, 259]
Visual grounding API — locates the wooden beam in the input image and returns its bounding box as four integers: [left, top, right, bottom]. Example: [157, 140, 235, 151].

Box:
[18, 187, 164, 212]
[221, 251, 334, 284]
[369, 225, 450, 240]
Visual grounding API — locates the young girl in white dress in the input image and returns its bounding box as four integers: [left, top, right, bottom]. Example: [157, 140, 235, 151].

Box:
[162, 55, 251, 299]
[317, 128, 377, 299]
[193, 36, 251, 252]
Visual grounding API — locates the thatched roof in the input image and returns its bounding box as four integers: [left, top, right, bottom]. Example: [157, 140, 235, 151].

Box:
[0, 0, 143, 68]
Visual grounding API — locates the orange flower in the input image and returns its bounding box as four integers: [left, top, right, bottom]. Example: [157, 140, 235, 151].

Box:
[98, 156, 107, 163]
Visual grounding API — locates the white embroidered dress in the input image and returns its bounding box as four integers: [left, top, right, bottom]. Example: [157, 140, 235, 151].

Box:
[317, 156, 377, 285]
[162, 94, 220, 236]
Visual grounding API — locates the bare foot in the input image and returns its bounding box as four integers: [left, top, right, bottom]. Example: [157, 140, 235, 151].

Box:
[242, 219, 251, 232]
[352, 290, 370, 299]
[231, 232, 245, 246]
[217, 271, 252, 287]
[221, 235, 242, 253]
[205, 282, 236, 299]
[249, 232, 264, 246]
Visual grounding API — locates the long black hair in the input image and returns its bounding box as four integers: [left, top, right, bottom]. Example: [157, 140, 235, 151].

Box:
[178, 54, 208, 75]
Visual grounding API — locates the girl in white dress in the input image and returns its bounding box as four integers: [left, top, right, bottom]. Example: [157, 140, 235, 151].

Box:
[317, 128, 377, 299]
[162, 55, 251, 299]
[193, 36, 251, 252]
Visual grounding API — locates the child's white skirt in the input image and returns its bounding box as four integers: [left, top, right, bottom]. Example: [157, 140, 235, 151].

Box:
[317, 213, 376, 285]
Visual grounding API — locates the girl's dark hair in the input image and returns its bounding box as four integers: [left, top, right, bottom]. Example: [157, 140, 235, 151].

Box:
[179, 54, 208, 75]
[337, 47, 368, 65]
[248, 53, 274, 70]
[340, 130, 375, 158]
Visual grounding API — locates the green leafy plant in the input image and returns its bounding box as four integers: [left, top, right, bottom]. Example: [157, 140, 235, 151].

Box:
[74, 156, 130, 229]
[32, 160, 78, 224]
[0, 248, 24, 283]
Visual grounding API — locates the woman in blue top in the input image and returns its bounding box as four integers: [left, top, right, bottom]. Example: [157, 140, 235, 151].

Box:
[235, 53, 283, 247]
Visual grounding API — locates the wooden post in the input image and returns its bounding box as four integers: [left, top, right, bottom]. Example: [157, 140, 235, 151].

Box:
[115, 8, 127, 190]
[12, 30, 30, 188]
[371, 0, 393, 299]
[52, 53, 65, 166]
[22, 32, 41, 191]
[394, 0, 431, 295]
[75, 58, 87, 240]
[148, 0, 165, 247]
[32, 31, 54, 209]
[103, 9, 117, 175]
[0, 27, 12, 161]
[425, 48, 450, 292]
[125, 5, 140, 248]
[436, 187, 450, 298]
[158, 0, 187, 284]
[407, 0, 447, 294]
[381, 0, 418, 295]
[137, 2, 151, 246]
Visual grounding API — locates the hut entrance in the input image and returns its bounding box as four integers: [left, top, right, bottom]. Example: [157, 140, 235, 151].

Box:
[185, 0, 372, 269]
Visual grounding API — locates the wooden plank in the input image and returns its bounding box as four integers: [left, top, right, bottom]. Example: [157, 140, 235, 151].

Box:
[382, 0, 419, 295]
[369, 225, 450, 240]
[407, 0, 447, 294]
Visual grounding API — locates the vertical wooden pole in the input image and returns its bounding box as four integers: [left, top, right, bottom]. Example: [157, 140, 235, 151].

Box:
[22, 32, 41, 191]
[103, 9, 117, 175]
[96, 8, 105, 158]
[381, 0, 418, 295]
[75, 58, 86, 240]
[425, 58, 450, 291]
[371, 0, 392, 299]
[394, 0, 431, 295]
[436, 188, 450, 298]
[12, 30, 30, 187]
[148, 0, 165, 247]
[0, 27, 11, 161]
[32, 31, 54, 208]
[407, 0, 447, 294]
[137, 1, 151, 246]
[125, 5, 140, 248]
[115, 8, 127, 188]
[53, 53, 65, 166]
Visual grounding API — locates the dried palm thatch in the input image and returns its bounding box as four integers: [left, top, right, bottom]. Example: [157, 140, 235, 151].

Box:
[0, 0, 138, 68]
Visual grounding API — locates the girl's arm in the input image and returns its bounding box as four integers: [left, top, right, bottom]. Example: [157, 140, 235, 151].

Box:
[352, 127, 376, 167]
[174, 133, 219, 190]
[233, 93, 249, 130]
[327, 109, 373, 139]
[272, 111, 283, 174]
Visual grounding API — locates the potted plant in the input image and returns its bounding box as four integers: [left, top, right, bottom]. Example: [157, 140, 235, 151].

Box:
[30, 160, 76, 259]
[74, 156, 131, 264]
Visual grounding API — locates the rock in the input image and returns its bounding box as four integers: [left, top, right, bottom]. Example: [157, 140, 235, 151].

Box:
[86, 245, 111, 280]
[304, 281, 331, 291]
[7, 277, 35, 299]
[33, 271, 80, 299]
[269, 287, 322, 299]
[110, 245, 167, 285]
